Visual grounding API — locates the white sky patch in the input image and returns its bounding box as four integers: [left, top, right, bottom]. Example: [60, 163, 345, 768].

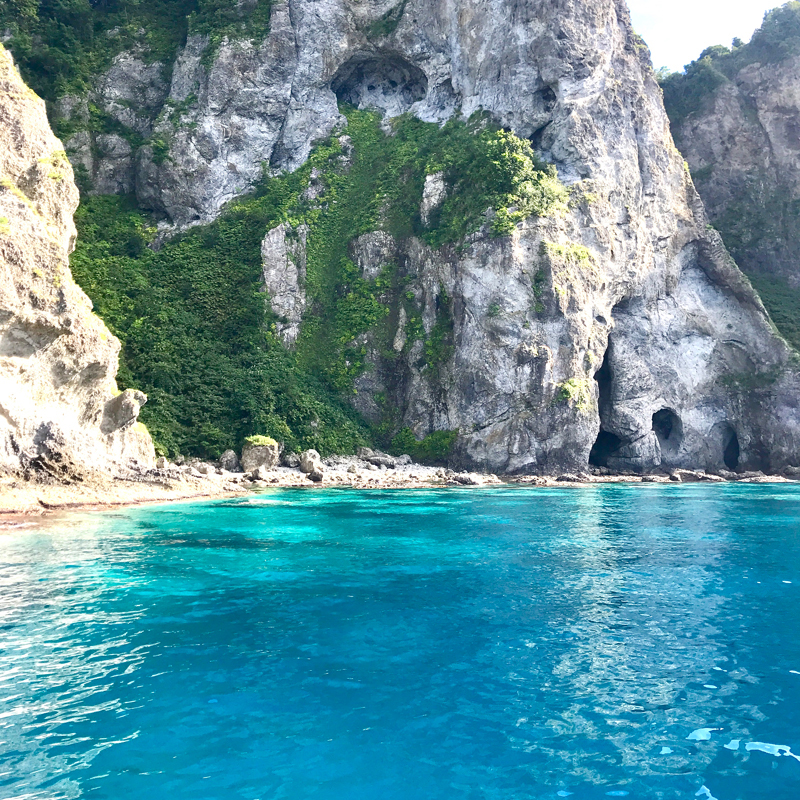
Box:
[627, 0, 778, 72]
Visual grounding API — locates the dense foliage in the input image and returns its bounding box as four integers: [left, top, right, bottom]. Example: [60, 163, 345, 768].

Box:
[0, 0, 272, 103]
[389, 429, 458, 464]
[660, 2, 800, 126]
[294, 110, 566, 392]
[69, 109, 565, 460]
[747, 273, 800, 352]
[71, 191, 371, 460]
[658, 3, 800, 354]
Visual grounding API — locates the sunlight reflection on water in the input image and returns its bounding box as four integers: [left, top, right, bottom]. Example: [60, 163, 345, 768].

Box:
[0, 484, 798, 799]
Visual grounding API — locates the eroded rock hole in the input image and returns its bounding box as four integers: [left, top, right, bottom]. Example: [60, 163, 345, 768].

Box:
[331, 55, 428, 116]
[723, 425, 740, 470]
[540, 86, 557, 111]
[589, 430, 623, 467]
[652, 408, 682, 457]
[589, 349, 619, 467]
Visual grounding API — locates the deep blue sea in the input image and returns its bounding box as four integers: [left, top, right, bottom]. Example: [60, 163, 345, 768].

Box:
[1, 485, 799, 800]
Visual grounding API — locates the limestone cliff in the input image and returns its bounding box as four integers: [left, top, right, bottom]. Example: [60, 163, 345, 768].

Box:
[24, 0, 800, 473]
[0, 45, 154, 480]
[665, 35, 800, 290]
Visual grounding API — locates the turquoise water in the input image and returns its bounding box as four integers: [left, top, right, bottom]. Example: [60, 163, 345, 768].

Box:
[1, 486, 799, 800]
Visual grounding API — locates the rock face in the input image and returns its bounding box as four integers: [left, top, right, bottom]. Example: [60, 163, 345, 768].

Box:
[241, 438, 280, 472]
[0, 45, 154, 479]
[46, 0, 800, 473]
[669, 53, 800, 288]
[261, 223, 308, 346]
[57, 47, 169, 196]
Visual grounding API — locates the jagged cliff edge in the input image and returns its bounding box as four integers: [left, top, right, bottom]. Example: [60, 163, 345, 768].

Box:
[0, 44, 154, 481]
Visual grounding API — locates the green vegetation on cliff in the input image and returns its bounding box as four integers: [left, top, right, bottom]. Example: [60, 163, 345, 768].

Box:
[747, 274, 800, 352]
[0, 0, 273, 103]
[70, 109, 565, 460]
[659, 2, 800, 354]
[72, 192, 371, 460]
[660, 2, 800, 126]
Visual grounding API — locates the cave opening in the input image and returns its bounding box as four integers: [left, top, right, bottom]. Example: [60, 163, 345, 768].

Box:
[331, 54, 428, 116]
[589, 430, 623, 467]
[594, 347, 612, 408]
[588, 348, 619, 467]
[652, 408, 683, 457]
[723, 425, 741, 470]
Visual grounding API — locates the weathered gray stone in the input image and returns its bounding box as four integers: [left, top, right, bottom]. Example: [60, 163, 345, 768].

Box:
[351, 231, 397, 282]
[101, 389, 147, 434]
[368, 454, 397, 468]
[241, 439, 280, 472]
[307, 468, 324, 483]
[672, 469, 704, 483]
[299, 449, 323, 475]
[420, 172, 447, 227]
[56, 47, 168, 198]
[670, 53, 800, 288]
[261, 223, 308, 346]
[218, 449, 241, 472]
[282, 452, 301, 468]
[250, 465, 272, 481]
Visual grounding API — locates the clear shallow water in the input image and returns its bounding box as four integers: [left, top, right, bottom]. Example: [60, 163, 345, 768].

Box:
[1, 486, 799, 800]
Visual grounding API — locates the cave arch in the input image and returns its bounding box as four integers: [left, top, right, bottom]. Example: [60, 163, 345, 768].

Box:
[589, 430, 623, 467]
[331, 54, 428, 116]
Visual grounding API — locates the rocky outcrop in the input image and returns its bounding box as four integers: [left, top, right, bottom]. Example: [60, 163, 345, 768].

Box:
[57, 46, 169, 196]
[0, 45, 154, 480]
[241, 437, 280, 472]
[299, 448, 324, 481]
[43, 1, 800, 473]
[261, 222, 308, 345]
[668, 53, 800, 287]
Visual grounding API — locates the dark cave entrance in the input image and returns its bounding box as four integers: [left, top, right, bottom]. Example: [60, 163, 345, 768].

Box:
[652, 408, 683, 458]
[589, 348, 621, 467]
[331, 54, 428, 115]
[589, 430, 623, 467]
[722, 425, 741, 470]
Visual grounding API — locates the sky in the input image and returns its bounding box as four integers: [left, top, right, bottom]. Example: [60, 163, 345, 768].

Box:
[627, 0, 781, 72]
